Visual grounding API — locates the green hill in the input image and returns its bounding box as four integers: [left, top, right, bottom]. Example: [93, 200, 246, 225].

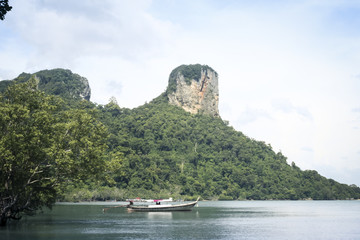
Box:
[96, 96, 360, 200]
[1, 67, 359, 201]
[0, 69, 91, 101]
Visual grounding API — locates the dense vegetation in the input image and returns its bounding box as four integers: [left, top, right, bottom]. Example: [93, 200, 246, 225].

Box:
[92, 95, 360, 201]
[0, 78, 112, 226]
[0, 69, 90, 101]
[1, 68, 360, 224]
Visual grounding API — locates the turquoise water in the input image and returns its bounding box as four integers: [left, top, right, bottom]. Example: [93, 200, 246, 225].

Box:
[1, 201, 360, 239]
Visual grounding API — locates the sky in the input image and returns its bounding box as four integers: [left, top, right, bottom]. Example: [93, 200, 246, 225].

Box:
[1, 0, 360, 186]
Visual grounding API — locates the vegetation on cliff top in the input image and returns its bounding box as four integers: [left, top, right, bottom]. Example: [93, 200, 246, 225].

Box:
[167, 64, 217, 93]
[0, 69, 90, 101]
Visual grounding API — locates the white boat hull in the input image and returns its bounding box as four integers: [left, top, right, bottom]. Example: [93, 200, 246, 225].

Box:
[128, 200, 198, 212]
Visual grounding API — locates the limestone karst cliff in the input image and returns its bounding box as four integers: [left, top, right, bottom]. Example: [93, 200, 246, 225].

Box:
[166, 64, 219, 117]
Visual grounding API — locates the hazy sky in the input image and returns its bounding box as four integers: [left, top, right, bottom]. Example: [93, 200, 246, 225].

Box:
[1, 0, 360, 186]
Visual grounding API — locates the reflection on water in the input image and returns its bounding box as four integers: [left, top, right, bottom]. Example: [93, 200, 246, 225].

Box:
[1, 201, 360, 240]
[146, 211, 173, 220]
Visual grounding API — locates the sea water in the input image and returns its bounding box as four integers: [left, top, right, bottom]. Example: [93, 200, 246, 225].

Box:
[1, 201, 359, 239]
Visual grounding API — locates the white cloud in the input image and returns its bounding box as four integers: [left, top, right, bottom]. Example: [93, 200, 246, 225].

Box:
[5, 1, 173, 64]
[236, 107, 272, 126]
[272, 99, 313, 120]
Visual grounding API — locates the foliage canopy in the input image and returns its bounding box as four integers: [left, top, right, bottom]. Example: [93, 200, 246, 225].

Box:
[0, 69, 91, 101]
[95, 98, 360, 201]
[0, 0, 12, 20]
[0, 78, 107, 226]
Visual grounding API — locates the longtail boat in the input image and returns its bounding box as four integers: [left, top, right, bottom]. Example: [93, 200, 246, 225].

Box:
[127, 197, 200, 212]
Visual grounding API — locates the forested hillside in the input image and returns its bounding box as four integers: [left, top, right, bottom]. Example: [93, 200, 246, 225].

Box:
[94, 95, 360, 200]
[1, 68, 360, 201]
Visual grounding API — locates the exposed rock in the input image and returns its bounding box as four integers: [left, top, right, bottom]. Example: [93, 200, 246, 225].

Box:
[167, 64, 219, 117]
[77, 75, 91, 101]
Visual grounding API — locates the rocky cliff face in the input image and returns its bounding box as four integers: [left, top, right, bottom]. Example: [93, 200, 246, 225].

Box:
[166, 64, 219, 117]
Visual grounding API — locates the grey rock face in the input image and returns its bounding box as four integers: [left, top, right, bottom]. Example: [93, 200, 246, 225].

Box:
[167, 64, 219, 117]
[78, 76, 91, 101]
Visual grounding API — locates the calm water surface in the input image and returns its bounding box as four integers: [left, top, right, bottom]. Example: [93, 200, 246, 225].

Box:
[1, 201, 360, 239]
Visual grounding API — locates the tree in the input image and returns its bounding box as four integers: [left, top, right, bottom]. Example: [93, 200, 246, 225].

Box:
[0, 79, 108, 226]
[0, 0, 12, 20]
